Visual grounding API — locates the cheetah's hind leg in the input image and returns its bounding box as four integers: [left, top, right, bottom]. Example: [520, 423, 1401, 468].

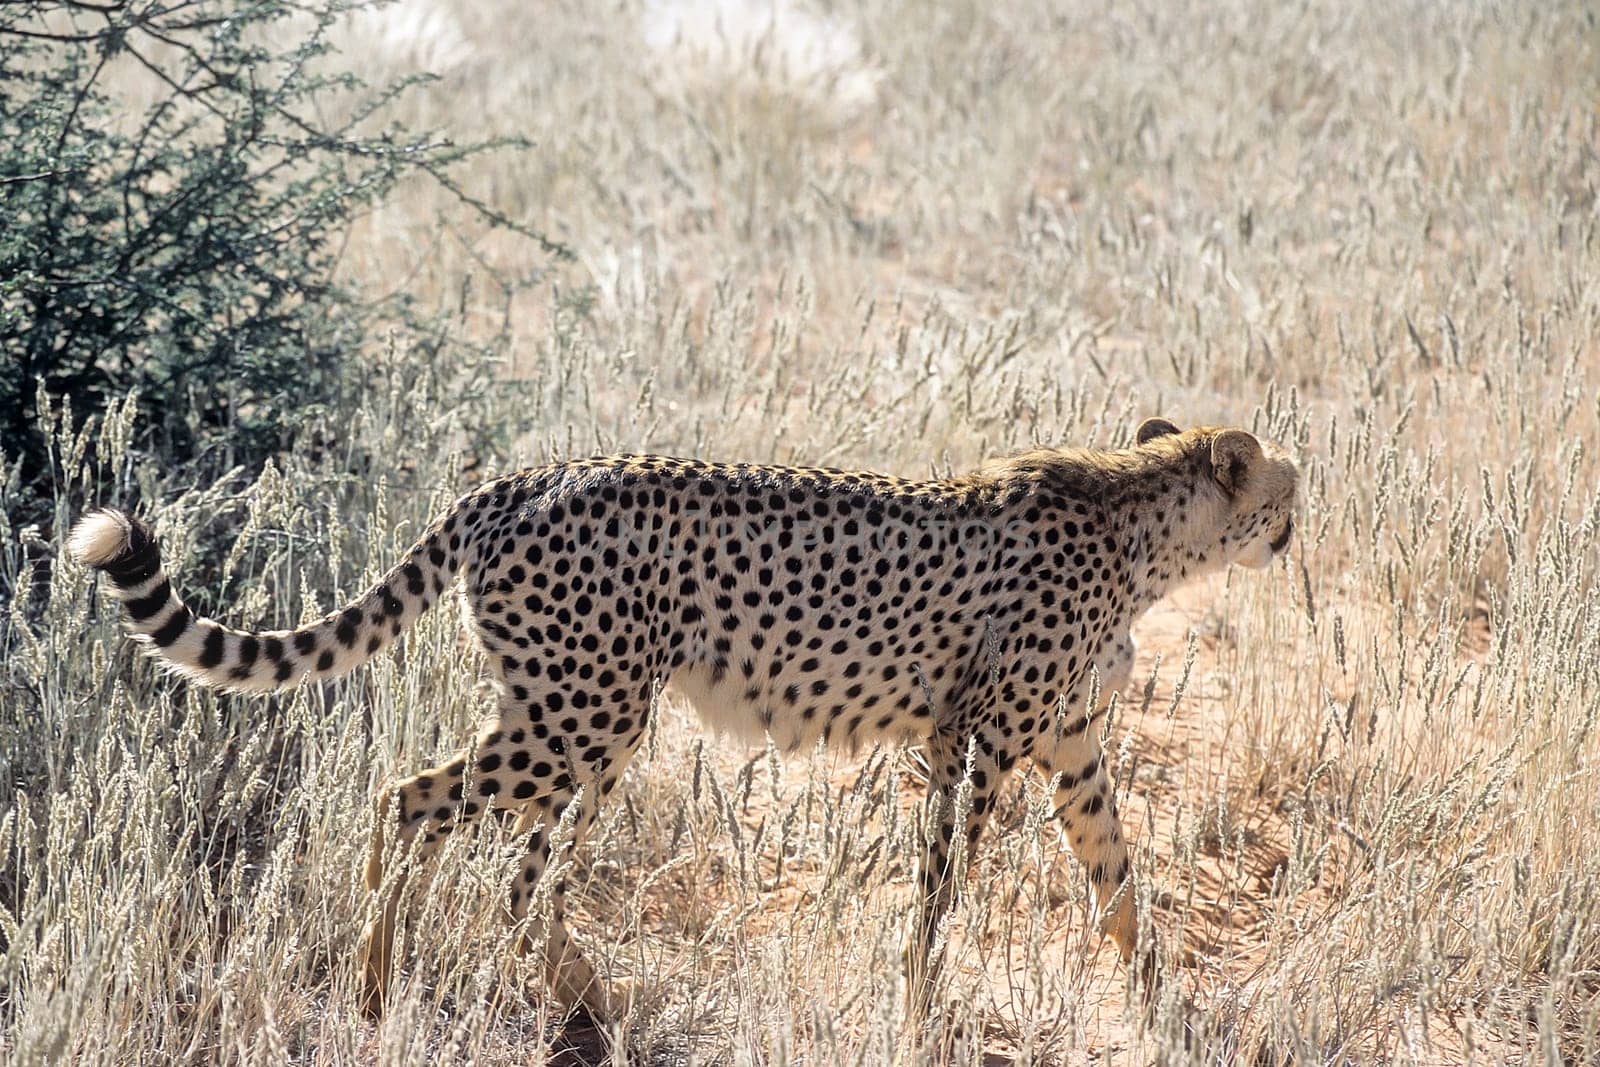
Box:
[505, 760, 640, 1026]
[355, 732, 517, 1018]
[357, 671, 647, 1025]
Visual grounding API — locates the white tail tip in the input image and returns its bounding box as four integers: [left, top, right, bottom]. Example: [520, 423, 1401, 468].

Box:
[68, 510, 135, 568]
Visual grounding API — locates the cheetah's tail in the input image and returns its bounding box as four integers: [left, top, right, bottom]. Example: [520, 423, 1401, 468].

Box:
[68, 508, 463, 693]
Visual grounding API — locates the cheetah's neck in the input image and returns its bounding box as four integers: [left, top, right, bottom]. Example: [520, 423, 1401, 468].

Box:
[1101, 469, 1230, 620]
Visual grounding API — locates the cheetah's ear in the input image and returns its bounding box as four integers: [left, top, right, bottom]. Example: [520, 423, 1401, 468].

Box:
[1136, 417, 1181, 445]
[1210, 429, 1263, 495]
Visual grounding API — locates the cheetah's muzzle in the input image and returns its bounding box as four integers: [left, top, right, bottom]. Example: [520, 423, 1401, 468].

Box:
[1270, 516, 1294, 555]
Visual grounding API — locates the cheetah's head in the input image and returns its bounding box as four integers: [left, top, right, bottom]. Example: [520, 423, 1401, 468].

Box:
[1136, 417, 1299, 570]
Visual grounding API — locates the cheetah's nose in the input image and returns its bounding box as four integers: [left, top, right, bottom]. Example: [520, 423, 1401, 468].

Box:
[1269, 517, 1293, 554]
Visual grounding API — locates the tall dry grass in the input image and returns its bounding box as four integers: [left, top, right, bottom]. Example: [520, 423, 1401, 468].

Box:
[4, 0, 1599, 1062]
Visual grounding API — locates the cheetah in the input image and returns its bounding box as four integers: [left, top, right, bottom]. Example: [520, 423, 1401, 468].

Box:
[68, 418, 1298, 1022]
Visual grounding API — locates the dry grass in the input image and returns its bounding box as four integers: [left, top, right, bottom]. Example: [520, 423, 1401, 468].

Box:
[5, 0, 1600, 1062]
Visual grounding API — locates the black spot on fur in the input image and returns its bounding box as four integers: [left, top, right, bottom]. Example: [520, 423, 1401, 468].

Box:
[149, 607, 192, 647]
[198, 625, 226, 669]
[125, 580, 172, 622]
[336, 607, 361, 648]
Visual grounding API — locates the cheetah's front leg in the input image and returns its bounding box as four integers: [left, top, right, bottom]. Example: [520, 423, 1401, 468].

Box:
[1038, 729, 1158, 987]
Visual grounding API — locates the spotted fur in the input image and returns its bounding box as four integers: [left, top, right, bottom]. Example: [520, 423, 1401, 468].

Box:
[70, 419, 1298, 1020]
